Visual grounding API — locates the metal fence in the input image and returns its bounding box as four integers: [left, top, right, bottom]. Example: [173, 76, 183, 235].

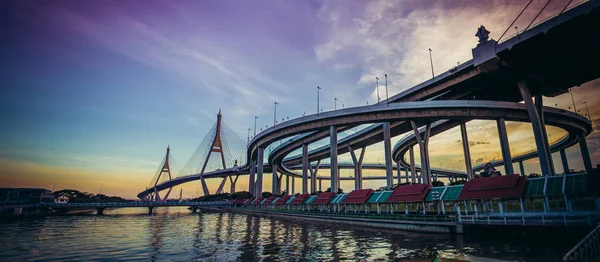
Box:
[563, 224, 600, 261]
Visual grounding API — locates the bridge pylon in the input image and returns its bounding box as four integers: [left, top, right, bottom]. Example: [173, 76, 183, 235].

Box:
[147, 145, 174, 202]
[198, 109, 228, 196]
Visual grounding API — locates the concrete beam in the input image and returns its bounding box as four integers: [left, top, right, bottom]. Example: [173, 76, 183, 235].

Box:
[383, 122, 394, 189]
[255, 147, 264, 196]
[518, 80, 554, 176]
[330, 126, 339, 192]
[578, 132, 593, 173]
[349, 146, 365, 190]
[497, 118, 514, 175]
[560, 149, 569, 174]
[302, 144, 309, 194]
[460, 122, 473, 180]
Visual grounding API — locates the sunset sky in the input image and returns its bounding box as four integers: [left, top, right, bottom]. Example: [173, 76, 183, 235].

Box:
[1, 0, 598, 199]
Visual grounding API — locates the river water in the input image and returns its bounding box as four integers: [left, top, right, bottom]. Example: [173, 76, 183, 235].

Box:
[0, 207, 583, 261]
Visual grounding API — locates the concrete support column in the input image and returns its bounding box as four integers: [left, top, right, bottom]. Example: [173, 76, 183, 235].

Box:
[291, 177, 295, 195]
[330, 126, 339, 192]
[577, 133, 593, 173]
[249, 160, 256, 196]
[409, 146, 416, 183]
[497, 118, 514, 175]
[302, 144, 309, 194]
[272, 164, 279, 194]
[383, 122, 394, 189]
[410, 121, 432, 184]
[518, 80, 553, 176]
[309, 160, 321, 193]
[535, 95, 555, 175]
[519, 161, 526, 176]
[319, 179, 322, 192]
[148, 207, 154, 215]
[216, 177, 227, 194]
[285, 175, 290, 195]
[349, 146, 365, 190]
[460, 122, 473, 180]
[560, 149, 569, 174]
[229, 175, 239, 194]
[255, 147, 265, 197]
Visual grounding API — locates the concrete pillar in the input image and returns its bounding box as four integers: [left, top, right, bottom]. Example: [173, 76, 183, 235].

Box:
[535, 95, 555, 175]
[396, 161, 402, 184]
[148, 207, 154, 215]
[460, 122, 473, 180]
[383, 122, 394, 189]
[302, 144, 309, 194]
[497, 118, 514, 175]
[256, 147, 265, 196]
[249, 160, 256, 195]
[577, 133, 593, 173]
[309, 160, 320, 193]
[518, 80, 553, 176]
[519, 161, 526, 176]
[229, 175, 239, 194]
[285, 175, 290, 195]
[291, 177, 295, 195]
[272, 165, 281, 194]
[319, 179, 322, 192]
[410, 121, 431, 184]
[330, 126, 339, 192]
[560, 149, 569, 174]
[349, 146, 365, 190]
[409, 146, 416, 183]
[404, 165, 409, 183]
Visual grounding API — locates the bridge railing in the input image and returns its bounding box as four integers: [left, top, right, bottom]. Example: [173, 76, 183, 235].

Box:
[39, 201, 230, 207]
[563, 224, 600, 261]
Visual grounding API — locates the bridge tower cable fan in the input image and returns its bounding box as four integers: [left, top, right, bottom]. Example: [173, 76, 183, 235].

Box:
[178, 109, 247, 197]
[146, 145, 179, 202]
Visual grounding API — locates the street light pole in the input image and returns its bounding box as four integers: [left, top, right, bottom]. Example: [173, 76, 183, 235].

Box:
[274, 102, 278, 126]
[317, 86, 321, 115]
[376, 77, 380, 103]
[385, 73, 389, 105]
[247, 128, 251, 147]
[569, 88, 577, 113]
[334, 98, 337, 110]
[428, 48, 434, 78]
[584, 101, 590, 120]
[254, 116, 258, 135]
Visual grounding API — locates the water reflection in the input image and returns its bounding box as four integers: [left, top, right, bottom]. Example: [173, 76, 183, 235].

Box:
[0, 208, 583, 261]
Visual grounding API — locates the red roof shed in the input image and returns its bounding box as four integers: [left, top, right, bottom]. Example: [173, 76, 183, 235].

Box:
[387, 184, 431, 203]
[273, 195, 291, 205]
[290, 194, 310, 204]
[312, 192, 336, 205]
[342, 189, 374, 204]
[458, 174, 527, 200]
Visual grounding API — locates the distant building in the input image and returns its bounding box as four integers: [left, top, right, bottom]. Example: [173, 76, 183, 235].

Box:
[0, 188, 54, 205]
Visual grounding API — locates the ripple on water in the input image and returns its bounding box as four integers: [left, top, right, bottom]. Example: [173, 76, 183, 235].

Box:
[0, 207, 581, 261]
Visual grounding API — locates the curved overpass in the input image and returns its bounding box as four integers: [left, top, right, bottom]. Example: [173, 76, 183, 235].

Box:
[138, 1, 599, 199]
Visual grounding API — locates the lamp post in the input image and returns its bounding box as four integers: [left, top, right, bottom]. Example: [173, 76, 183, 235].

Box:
[317, 86, 321, 115]
[254, 116, 258, 135]
[569, 88, 577, 113]
[376, 77, 380, 103]
[514, 26, 519, 39]
[334, 98, 337, 110]
[247, 128, 251, 147]
[274, 102, 278, 126]
[428, 48, 434, 78]
[385, 74, 389, 105]
[584, 101, 590, 120]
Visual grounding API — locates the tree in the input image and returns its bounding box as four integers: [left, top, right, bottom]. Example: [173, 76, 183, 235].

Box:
[432, 180, 445, 187]
[262, 192, 273, 198]
[231, 191, 252, 200]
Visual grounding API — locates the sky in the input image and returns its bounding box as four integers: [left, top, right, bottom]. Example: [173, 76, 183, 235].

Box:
[1, 0, 598, 199]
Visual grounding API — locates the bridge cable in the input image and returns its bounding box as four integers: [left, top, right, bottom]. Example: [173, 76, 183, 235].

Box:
[523, 0, 552, 32]
[497, 0, 533, 42]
